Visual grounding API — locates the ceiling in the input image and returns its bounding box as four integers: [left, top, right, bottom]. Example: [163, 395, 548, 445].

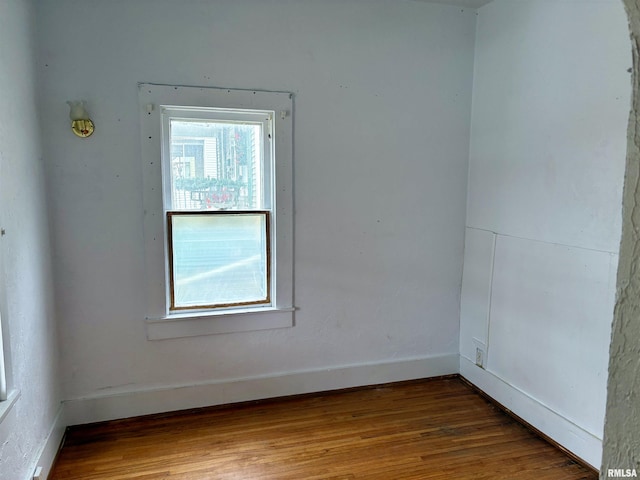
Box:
[415, 0, 493, 8]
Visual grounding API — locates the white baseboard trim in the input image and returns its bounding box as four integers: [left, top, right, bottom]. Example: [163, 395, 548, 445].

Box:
[459, 356, 602, 470]
[30, 404, 65, 480]
[64, 354, 459, 426]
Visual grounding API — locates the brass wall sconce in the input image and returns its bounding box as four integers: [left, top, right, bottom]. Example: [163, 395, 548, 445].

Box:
[67, 100, 95, 138]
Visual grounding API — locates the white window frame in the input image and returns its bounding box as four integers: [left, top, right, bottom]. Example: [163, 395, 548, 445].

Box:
[0, 247, 20, 423]
[0, 311, 6, 401]
[0, 242, 7, 401]
[163, 106, 273, 312]
[0, 307, 20, 423]
[139, 84, 294, 340]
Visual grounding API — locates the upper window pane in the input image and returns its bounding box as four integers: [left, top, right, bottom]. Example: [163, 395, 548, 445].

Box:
[169, 120, 263, 210]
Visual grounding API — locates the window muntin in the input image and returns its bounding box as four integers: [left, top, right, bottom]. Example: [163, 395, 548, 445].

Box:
[162, 108, 274, 312]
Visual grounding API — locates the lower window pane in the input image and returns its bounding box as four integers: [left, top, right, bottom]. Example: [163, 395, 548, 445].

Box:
[168, 212, 269, 310]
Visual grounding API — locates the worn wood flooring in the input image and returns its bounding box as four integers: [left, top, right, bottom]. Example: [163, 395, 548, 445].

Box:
[49, 377, 597, 479]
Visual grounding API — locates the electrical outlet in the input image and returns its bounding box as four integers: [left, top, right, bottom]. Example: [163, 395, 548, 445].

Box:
[33, 466, 43, 480]
[475, 347, 484, 368]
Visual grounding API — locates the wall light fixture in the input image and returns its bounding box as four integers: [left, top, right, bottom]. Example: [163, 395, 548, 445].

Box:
[67, 100, 95, 138]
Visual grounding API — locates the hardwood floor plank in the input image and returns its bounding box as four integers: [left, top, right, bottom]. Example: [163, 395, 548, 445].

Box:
[50, 378, 597, 479]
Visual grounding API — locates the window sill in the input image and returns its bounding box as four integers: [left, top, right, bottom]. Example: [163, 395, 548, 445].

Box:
[0, 390, 21, 425]
[146, 307, 295, 340]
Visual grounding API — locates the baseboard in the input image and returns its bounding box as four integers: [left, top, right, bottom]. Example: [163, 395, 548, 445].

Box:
[30, 404, 65, 480]
[459, 356, 602, 469]
[64, 354, 459, 426]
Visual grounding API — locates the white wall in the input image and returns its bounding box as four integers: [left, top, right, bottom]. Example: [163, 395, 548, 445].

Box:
[460, 0, 631, 468]
[0, 0, 63, 479]
[36, 0, 476, 423]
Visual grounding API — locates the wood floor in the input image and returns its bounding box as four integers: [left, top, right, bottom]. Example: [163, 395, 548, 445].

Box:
[49, 377, 597, 480]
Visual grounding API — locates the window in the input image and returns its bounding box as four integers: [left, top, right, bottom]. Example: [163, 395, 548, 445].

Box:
[163, 108, 272, 311]
[139, 85, 294, 340]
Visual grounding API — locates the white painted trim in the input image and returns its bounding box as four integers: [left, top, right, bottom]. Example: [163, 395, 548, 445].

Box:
[64, 354, 459, 426]
[138, 84, 295, 333]
[28, 404, 66, 480]
[460, 356, 602, 470]
[0, 312, 6, 401]
[0, 389, 20, 424]
[146, 307, 294, 340]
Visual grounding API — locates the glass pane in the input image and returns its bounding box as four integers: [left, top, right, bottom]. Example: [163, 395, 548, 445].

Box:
[169, 213, 269, 309]
[169, 120, 263, 210]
